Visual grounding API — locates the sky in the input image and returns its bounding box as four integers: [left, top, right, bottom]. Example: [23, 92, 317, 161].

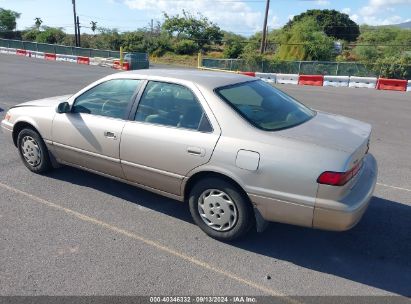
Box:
[1, 0, 411, 36]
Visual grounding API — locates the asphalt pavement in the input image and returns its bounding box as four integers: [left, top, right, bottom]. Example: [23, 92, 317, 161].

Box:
[0, 53, 410, 299]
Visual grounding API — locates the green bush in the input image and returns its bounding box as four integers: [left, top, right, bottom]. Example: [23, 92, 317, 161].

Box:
[371, 56, 411, 79]
[276, 17, 335, 61]
[354, 26, 411, 62]
[22, 29, 40, 41]
[122, 31, 172, 56]
[223, 37, 244, 59]
[174, 39, 198, 55]
[35, 27, 66, 44]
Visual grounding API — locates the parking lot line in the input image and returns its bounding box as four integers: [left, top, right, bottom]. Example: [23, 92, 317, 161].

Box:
[377, 183, 411, 192]
[0, 181, 302, 303]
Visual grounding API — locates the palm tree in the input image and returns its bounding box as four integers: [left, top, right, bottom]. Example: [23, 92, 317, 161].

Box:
[34, 17, 42, 30]
[90, 21, 97, 33]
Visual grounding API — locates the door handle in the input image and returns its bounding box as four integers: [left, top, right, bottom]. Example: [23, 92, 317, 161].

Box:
[104, 131, 117, 140]
[187, 146, 205, 157]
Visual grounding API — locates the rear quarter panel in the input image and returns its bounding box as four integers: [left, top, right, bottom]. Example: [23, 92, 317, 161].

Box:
[207, 132, 350, 207]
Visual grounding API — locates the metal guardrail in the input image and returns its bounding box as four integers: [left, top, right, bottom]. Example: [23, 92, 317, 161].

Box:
[202, 58, 411, 79]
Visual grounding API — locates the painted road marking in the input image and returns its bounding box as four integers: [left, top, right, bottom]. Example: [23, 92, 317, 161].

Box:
[0, 181, 301, 304]
[377, 183, 411, 192]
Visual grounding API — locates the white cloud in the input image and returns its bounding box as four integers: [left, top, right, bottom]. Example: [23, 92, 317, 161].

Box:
[314, 0, 330, 6]
[342, 8, 351, 15]
[350, 14, 360, 23]
[363, 15, 404, 25]
[123, 0, 277, 34]
[360, 0, 411, 16]
[340, 7, 360, 23]
[356, 0, 411, 25]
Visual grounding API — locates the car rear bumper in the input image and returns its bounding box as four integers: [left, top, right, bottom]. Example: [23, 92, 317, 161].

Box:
[312, 153, 378, 231]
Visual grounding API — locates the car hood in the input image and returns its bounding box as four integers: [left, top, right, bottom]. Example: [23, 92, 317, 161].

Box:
[278, 111, 371, 153]
[12, 94, 72, 109]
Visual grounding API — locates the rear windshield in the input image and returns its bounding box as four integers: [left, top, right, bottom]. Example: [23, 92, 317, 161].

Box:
[216, 80, 315, 131]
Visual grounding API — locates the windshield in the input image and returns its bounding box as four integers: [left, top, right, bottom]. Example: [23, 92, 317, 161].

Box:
[216, 80, 315, 131]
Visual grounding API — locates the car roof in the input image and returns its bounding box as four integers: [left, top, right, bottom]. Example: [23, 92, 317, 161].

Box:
[114, 69, 255, 90]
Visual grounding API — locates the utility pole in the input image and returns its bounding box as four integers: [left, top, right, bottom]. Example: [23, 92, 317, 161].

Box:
[72, 0, 78, 47]
[260, 0, 270, 54]
[77, 16, 81, 47]
[151, 19, 154, 34]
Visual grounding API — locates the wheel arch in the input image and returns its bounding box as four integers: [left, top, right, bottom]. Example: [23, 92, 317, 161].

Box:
[183, 170, 251, 205]
[183, 169, 270, 233]
[12, 120, 41, 147]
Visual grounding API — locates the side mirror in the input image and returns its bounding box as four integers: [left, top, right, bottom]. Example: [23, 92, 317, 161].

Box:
[56, 101, 70, 114]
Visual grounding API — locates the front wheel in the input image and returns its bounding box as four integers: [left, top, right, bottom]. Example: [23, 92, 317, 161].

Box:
[17, 128, 52, 173]
[188, 177, 254, 241]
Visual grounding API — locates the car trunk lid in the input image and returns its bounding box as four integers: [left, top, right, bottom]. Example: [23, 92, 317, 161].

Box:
[279, 111, 371, 154]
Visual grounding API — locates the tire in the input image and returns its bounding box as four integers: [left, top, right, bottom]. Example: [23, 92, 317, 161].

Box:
[17, 128, 52, 173]
[188, 177, 254, 241]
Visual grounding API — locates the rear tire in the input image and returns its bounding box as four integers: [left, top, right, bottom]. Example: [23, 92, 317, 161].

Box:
[17, 128, 52, 173]
[188, 177, 254, 241]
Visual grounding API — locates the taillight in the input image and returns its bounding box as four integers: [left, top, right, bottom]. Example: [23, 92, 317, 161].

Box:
[4, 111, 11, 121]
[317, 162, 362, 186]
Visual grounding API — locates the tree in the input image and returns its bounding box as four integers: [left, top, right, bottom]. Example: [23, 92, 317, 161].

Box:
[174, 39, 198, 55]
[93, 27, 122, 50]
[277, 17, 335, 61]
[34, 17, 42, 30]
[22, 28, 40, 41]
[121, 30, 154, 53]
[286, 9, 360, 42]
[223, 38, 244, 59]
[0, 8, 20, 32]
[354, 26, 411, 61]
[241, 32, 262, 53]
[354, 45, 379, 61]
[90, 21, 97, 33]
[121, 30, 172, 55]
[35, 27, 66, 44]
[162, 10, 223, 51]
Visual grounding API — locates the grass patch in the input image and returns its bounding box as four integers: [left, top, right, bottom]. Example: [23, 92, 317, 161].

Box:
[150, 53, 198, 67]
[149, 51, 226, 67]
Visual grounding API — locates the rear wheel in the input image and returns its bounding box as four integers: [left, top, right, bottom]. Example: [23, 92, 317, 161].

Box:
[188, 177, 254, 241]
[17, 128, 52, 173]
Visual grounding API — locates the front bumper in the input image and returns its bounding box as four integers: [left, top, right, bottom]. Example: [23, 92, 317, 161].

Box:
[313, 153, 378, 231]
[1, 119, 14, 144]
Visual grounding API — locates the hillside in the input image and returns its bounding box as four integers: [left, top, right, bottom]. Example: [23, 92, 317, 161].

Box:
[392, 21, 411, 29]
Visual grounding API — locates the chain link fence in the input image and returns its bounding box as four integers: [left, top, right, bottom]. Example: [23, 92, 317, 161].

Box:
[0, 38, 150, 69]
[202, 58, 411, 79]
[1, 38, 147, 61]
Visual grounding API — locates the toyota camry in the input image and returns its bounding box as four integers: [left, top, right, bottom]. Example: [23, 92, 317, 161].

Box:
[1, 69, 378, 240]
